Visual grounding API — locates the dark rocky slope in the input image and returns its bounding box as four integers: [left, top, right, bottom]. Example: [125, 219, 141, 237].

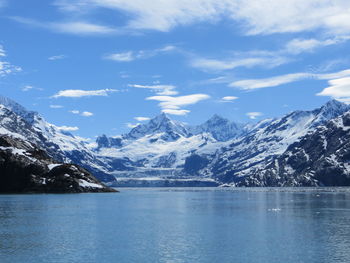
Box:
[0, 135, 116, 193]
[235, 111, 350, 186]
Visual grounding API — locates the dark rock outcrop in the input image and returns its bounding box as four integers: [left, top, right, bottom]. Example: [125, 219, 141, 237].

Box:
[0, 135, 116, 193]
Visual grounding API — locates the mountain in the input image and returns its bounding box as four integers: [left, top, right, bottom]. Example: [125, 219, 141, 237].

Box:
[95, 114, 222, 184]
[195, 100, 350, 185]
[190, 114, 246, 141]
[125, 113, 190, 141]
[236, 110, 350, 186]
[0, 96, 115, 182]
[0, 135, 116, 193]
[1, 95, 350, 187]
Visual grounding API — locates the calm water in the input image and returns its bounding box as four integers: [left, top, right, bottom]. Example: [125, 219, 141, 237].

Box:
[0, 188, 350, 263]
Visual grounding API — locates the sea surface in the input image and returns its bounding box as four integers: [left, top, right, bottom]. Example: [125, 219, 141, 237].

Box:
[1, 187, 350, 263]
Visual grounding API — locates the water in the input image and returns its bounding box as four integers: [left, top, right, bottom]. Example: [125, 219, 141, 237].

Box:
[1, 188, 350, 263]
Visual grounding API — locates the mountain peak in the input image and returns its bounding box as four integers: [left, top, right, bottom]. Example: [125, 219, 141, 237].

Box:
[313, 99, 350, 124]
[124, 112, 189, 140]
[0, 95, 38, 124]
[321, 99, 349, 111]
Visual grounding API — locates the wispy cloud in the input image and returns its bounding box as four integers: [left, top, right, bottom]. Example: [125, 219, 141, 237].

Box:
[230, 73, 309, 90]
[0, 45, 22, 77]
[191, 55, 288, 72]
[50, 105, 64, 109]
[130, 84, 178, 96]
[48, 55, 66, 60]
[230, 68, 350, 90]
[54, 0, 350, 37]
[52, 89, 117, 98]
[56, 125, 79, 131]
[21, 85, 34, 92]
[21, 85, 43, 92]
[11, 16, 117, 35]
[134, 116, 150, 122]
[69, 110, 94, 117]
[246, 112, 263, 119]
[104, 45, 176, 62]
[146, 94, 210, 115]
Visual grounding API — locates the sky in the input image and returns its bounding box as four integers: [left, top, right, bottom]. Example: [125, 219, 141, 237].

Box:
[1, 0, 350, 138]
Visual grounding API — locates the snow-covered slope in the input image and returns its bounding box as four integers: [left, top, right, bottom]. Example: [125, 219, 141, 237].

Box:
[1, 95, 350, 187]
[198, 100, 350, 183]
[95, 114, 226, 179]
[0, 96, 114, 181]
[190, 114, 246, 141]
[237, 110, 350, 186]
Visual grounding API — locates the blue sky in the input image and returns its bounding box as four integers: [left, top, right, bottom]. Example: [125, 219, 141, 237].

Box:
[1, 0, 350, 138]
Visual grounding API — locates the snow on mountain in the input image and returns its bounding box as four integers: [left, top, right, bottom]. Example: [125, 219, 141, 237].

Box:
[0, 135, 115, 193]
[190, 114, 246, 141]
[0, 96, 114, 181]
[1, 94, 350, 187]
[198, 100, 350, 183]
[124, 113, 190, 141]
[237, 110, 350, 186]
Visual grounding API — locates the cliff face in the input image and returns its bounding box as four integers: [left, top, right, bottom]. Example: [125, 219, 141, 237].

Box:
[0, 135, 116, 193]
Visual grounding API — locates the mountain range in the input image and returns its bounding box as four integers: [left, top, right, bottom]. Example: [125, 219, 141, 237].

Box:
[0, 95, 349, 187]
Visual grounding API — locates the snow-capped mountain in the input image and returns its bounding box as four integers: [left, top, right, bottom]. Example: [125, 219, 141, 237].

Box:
[1, 95, 350, 187]
[237, 110, 350, 186]
[0, 96, 114, 182]
[124, 113, 190, 141]
[197, 100, 350, 184]
[190, 114, 246, 141]
[95, 113, 224, 181]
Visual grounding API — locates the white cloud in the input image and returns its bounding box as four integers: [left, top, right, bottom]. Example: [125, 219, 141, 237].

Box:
[81, 111, 94, 117]
[11, 16, 116, 35]
[230, 68, 350, 91]
[48, 55, 66, 60]
[53, 21, 116, 34]
[126, 123, 140, 128]
[69, 110, 94, 117]
[230, 73, 309, 90]
[221, 96, 238, 101]
[50, 105, 64, 109]
[246, 112, 263, 119]
[105, 51, 134, 62]
[162, 109, 190, 115]
[54, 0, 350, 36]
[146, 94, 210, 110]
[130, 84, 178, 96]
[191, 55, 288, 71]
[52, 88, 117, 98]
[0, 45, 22, 77]
[317, 77, 350, 103]
[134, 116, 150, 121]
[104, 45, 176, 62]
[21, 85, 34, 92]
[56, 125, 79, 131]
[146, 93, 210, 116]
[284, 38, 347, 54]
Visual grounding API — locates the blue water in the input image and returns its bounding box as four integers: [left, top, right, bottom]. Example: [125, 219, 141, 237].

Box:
[1, 188, 350, 263]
